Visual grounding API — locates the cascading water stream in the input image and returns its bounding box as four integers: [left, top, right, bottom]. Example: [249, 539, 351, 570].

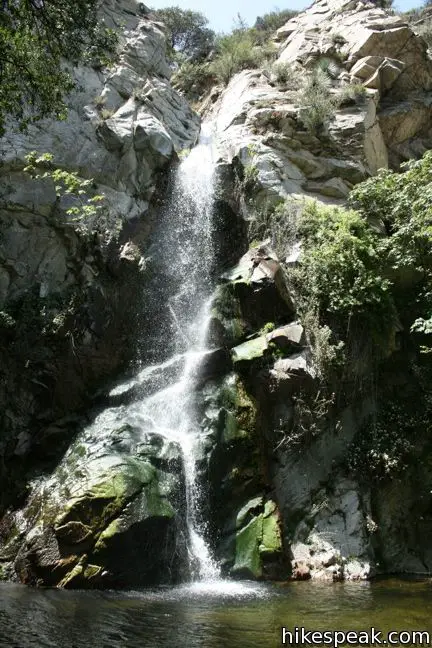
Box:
[126, 123, 220, 581]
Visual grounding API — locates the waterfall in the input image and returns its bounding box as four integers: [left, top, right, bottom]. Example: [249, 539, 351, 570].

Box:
[127, 123, 220, 581]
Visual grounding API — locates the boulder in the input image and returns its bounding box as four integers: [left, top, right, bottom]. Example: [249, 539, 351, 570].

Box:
[11, 422, 188, 587]
[213, 244, 295, 344]
[231, 498, 285, 579]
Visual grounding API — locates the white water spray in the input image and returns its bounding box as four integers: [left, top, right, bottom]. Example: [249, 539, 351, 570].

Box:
[126, 123, 220, 581]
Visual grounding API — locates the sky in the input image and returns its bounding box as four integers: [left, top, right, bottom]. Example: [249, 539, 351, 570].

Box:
[149, 0, 424, 32]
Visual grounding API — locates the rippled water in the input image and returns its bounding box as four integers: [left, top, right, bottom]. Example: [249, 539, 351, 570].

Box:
[1, 579, 432, 647]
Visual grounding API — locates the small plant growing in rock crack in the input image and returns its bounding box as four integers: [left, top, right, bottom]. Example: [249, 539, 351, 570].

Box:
[275, 388, 337, 449]
[314, 56, 341, 79]
[340, 83, 367, 104]
[243, 162, 259, 188]
[93, 94, 106, 110]
[259, 321, 276, 335]
[178, 148, 191, 160]
[331, 33, 347, 47]
[271, 62, 304, 89]
[100, 108, 115, 120]
[297, 67, 338, 133]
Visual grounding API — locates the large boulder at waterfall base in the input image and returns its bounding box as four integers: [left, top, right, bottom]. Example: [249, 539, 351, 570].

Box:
[9, 430, 189, 588]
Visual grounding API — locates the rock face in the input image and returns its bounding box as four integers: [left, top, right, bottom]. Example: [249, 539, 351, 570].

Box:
[0, 0, 199, 525]
[207, 0, 432, 205]
[197, 0, 432, 582]
[2, 0, 432, 588]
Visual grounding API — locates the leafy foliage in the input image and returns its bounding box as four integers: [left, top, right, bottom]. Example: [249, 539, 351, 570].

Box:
[24, 151, 111, 237]
[169, 7, 288, 92]
[348, 400, 431, 482]
[254, 8, 299, 34]
[210, 27, 272, 84]
[152, 6, 214, 61]
[293, 201, 394, 335]
[0, 0, 117, 135]
[349, 152, 432, 344]
[171, 60, 214, 100]
[272, 62, 304, 88]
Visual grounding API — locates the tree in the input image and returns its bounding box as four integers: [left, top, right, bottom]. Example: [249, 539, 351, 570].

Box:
[152, 6, 214, 61]
[0, 0, 117, 136]
[254, 8, 299, 34]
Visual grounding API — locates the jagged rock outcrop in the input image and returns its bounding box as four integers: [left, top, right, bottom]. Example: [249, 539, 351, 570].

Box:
[206, 0, 432, 205]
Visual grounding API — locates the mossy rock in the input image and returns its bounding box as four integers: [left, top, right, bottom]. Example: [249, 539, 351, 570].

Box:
[55, 458, 156, 535]
[232, 335, 268, 365]
[231, 498, 284, 580]
[209, 283, 247, 347]
[234, 515, 263, 578]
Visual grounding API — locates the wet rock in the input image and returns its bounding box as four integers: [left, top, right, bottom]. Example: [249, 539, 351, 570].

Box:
[10, 429, 188, 588]
[212, 244, 295, 345]
[231, 499, 285, 580]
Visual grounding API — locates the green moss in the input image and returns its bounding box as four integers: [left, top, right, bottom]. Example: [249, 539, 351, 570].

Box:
[233, 498, 282, 578]
[260, 501, 282, 555]
[222, 411, 244, 444]
[92, 518, 121, 553]
[211, 284, 246, 346]
[83, 564, 103, 581]
[234, 515, 263, 578]
[56, 460, 155, 534]
[58, 562, 84, 588]
[236, 496, 263, 529]
[232, 335, 268, 364]
[235, 379, 258, 436]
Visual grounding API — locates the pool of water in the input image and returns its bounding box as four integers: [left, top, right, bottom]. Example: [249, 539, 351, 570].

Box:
[1, 578, 431, 647]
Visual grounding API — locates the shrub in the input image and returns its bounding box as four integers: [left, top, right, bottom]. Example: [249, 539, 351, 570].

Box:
[254, 9, 299, 34]
[210, 30, 264, 84]
[246, 197, 302, 260]
[293, 201, 394, 330]
[172, 61, 214, 99]
[340, 83, 367, 103]
[297, 68, 337, 133]
[272, 62, 304, 89]
[331, 33, 347, 46]
[315, 56, 341, 79]
[93, 94, 106, 110]
[100, 108, 114, 120]
[259, 321, 276, 334]
[349, 152, 432, 346]
[347, 401, 430, 482]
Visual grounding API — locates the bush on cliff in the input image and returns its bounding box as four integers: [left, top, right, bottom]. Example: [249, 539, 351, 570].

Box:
[210, 26, 275, 85]
[254, 9, 299, 34]
[349, 152, 432, 349]
[258, 151, 432, 362]
[292, 201, 395, 343]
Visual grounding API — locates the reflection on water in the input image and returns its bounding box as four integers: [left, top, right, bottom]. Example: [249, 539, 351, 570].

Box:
[1, 579, 431, 648]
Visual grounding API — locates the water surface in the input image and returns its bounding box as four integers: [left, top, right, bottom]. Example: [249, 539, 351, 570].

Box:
[1, 579, 431, 647]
